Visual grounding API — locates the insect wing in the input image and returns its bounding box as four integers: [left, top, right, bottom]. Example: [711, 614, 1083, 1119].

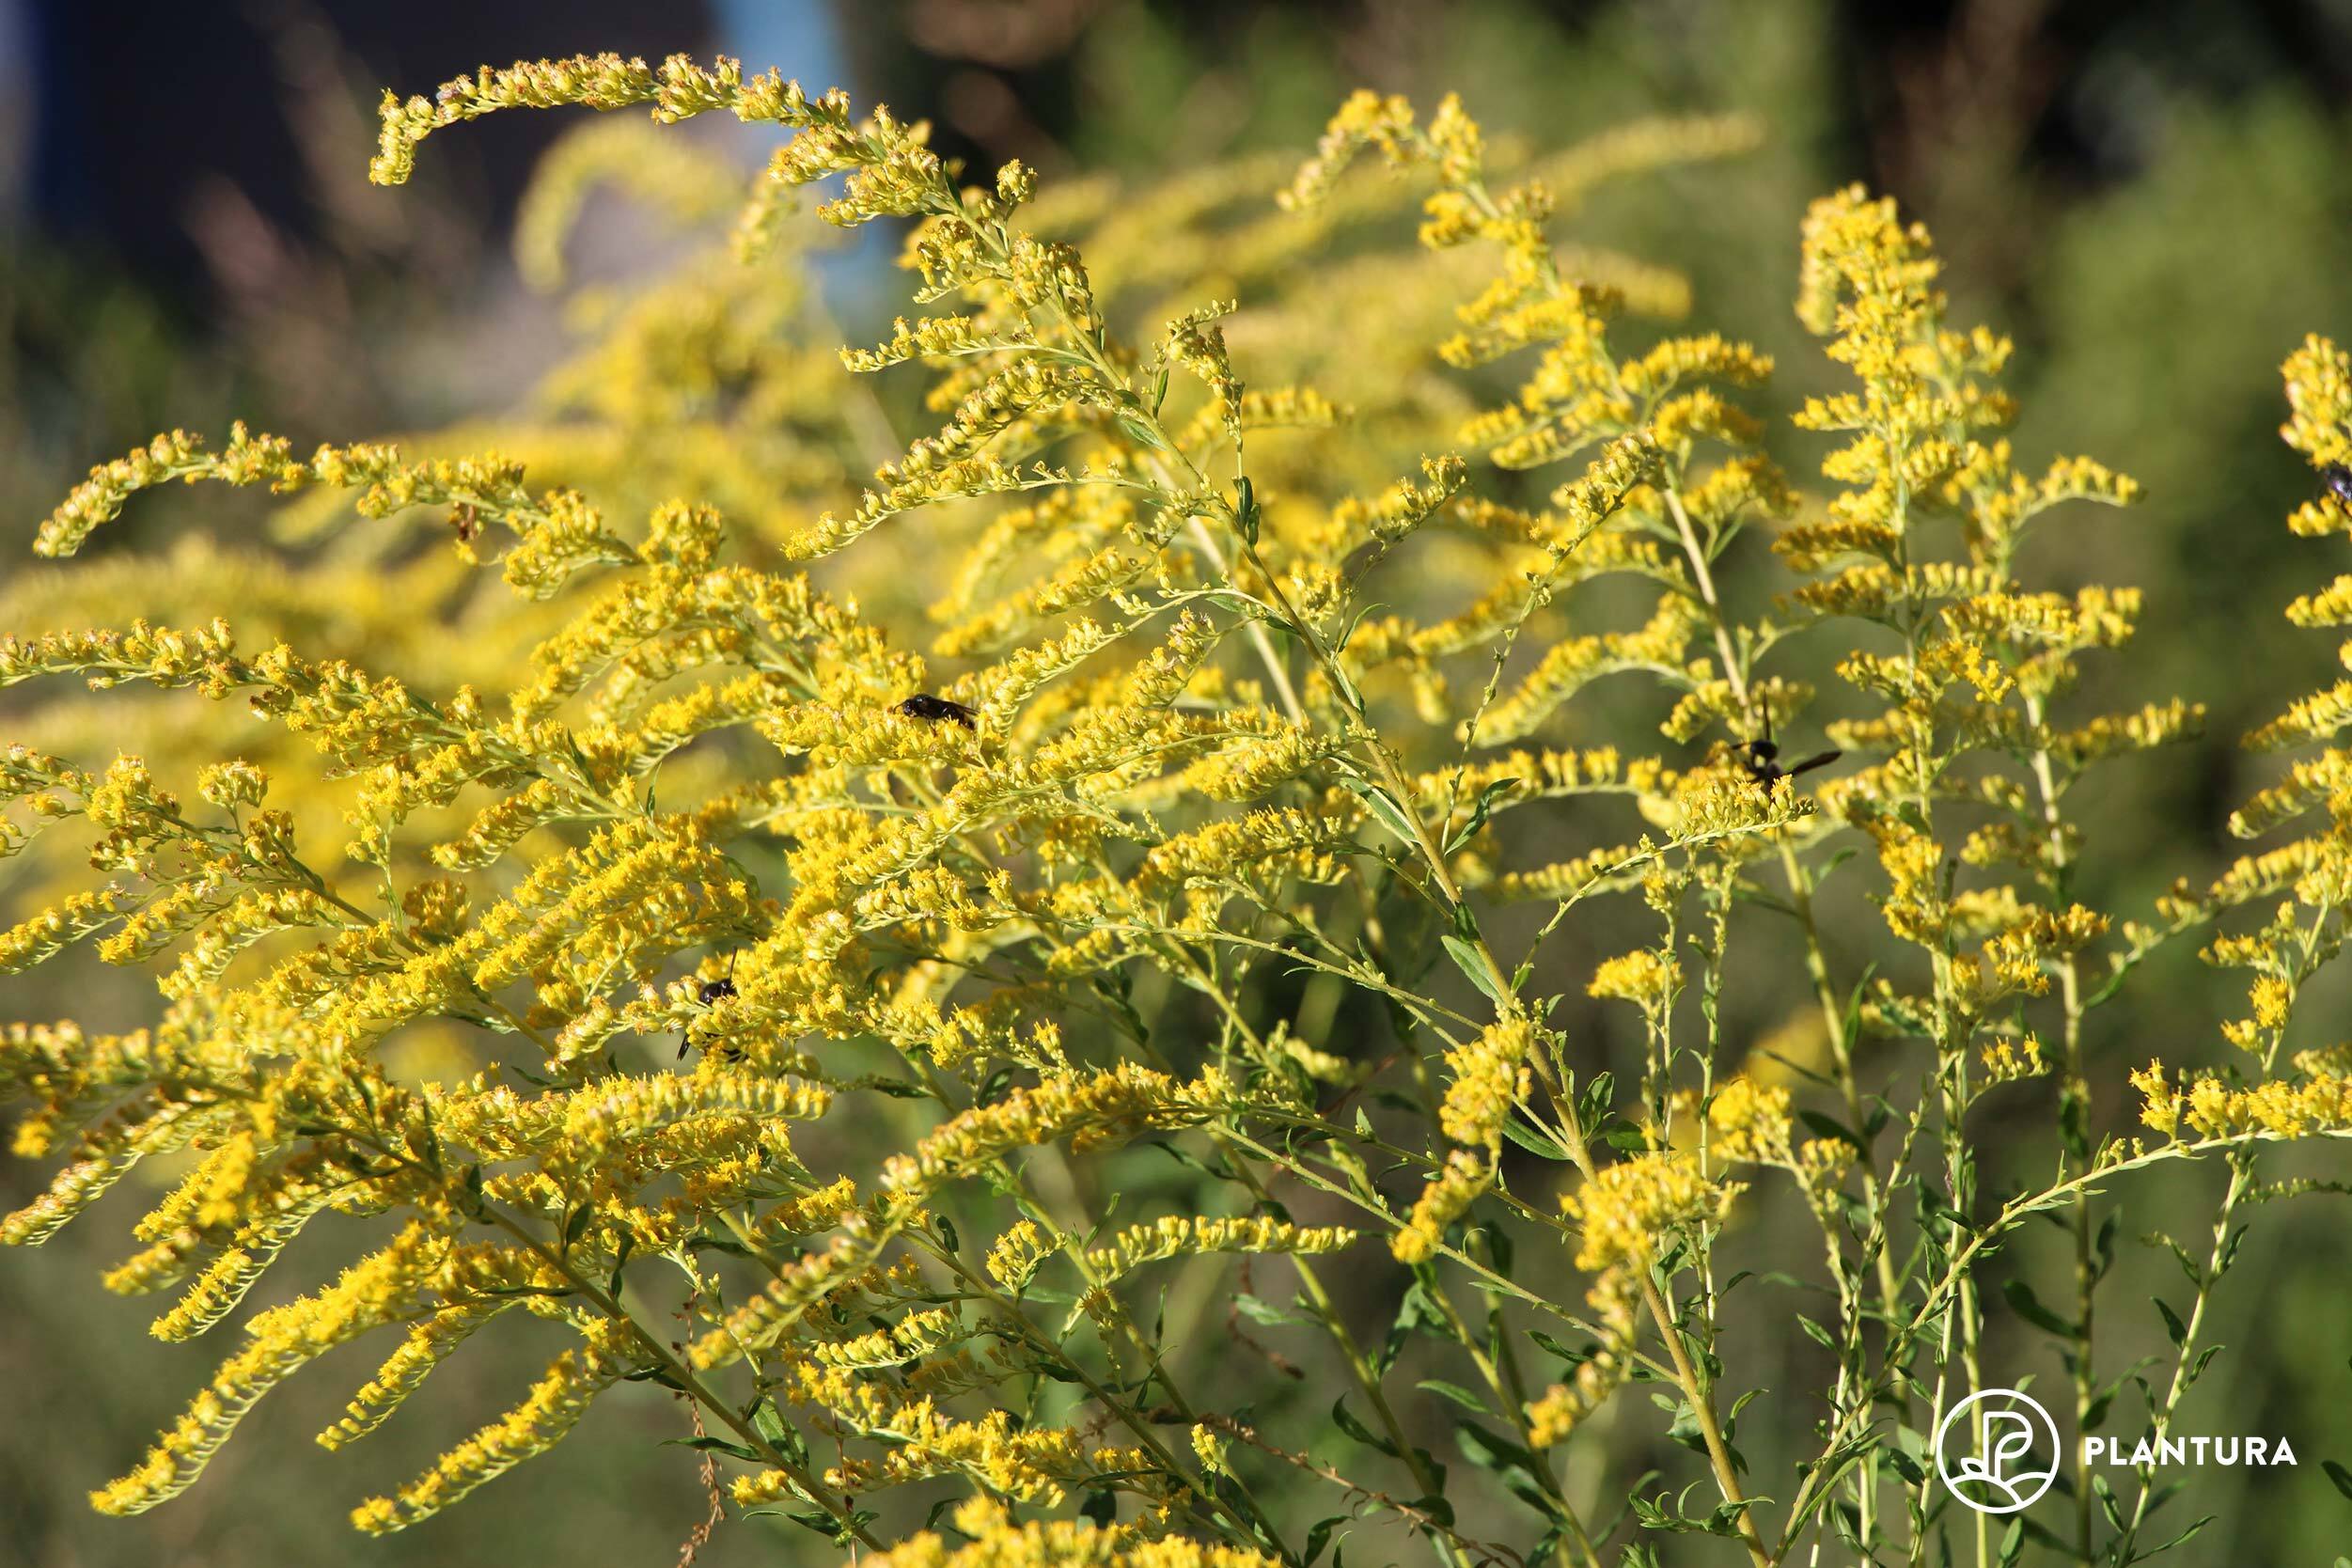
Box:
[896, 694, 979, 729]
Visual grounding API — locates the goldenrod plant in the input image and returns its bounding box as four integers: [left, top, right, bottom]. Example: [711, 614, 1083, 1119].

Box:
[5, 51, 2348, 1567]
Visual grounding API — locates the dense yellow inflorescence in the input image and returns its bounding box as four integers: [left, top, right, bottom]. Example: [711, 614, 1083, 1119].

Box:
[5, 45, 2347, 1568]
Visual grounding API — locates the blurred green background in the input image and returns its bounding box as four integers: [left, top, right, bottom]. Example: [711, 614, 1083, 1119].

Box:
[6, 0, 2352, 1562]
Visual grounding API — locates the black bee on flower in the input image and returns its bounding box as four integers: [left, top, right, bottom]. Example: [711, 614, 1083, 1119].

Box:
[1737, 734, 1842, 787]
[2321, 463, 2352, 508]
[1732, 698, 1839, 788]
[678, 960, 740, 1059]
[894, 693, 979, 729]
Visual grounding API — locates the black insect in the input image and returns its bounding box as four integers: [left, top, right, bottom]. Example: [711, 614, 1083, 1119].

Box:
[1733, 700, 1839, 787]
[678, 958, 740, 1059]
[894, 693, 979, 729]
[2324, 463, 2352, 508]
[1738, 736, 1842, 786]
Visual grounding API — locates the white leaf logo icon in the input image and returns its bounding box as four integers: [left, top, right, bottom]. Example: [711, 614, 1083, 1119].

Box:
[1935, 1389, 2060, 1514]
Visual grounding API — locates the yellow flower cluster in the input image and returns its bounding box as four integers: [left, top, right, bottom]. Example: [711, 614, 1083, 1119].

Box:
[12, 42, 2346, 1568]
[855, 1497, 1279, 1568]
[1524, 1277, 1638, 1450]
[1083, 1215, 1358, 1283]
[1527, 1151, 1726, 1447]
[748, 1356, 1156, 1509]
[1588, 949, 1681, 1011]
[1560, 1151, 1732, 1276]
[986, 1218, 1054, 1290]
[2155, 337, 2352, 1156]
[90, 1225, 455, 1516]
[881, 1066, 1246, 1195]
[2133, 1061, 2352, 1142]
[1693, 1076, 1795, 1165]
[1391, 1149, 1490, 1264]
[350, 1318, 635, 1534]
[1438, 1017, 1536, 1149]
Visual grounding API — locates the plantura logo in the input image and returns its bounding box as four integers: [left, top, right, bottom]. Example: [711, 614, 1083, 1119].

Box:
[1935, 1388, 2061, 1515]
[2082, 1433, 2297, 1468]
[1936, 1382, 2301, 1517]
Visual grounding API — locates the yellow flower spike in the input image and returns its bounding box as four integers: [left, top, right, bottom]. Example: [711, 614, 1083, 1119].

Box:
[1392, 1148, 1490, 1264]
[1438, 1017, 1537, 1150]
[350, 1318, 635, 1533]
[1083, 1215, 1358, 1284]
[93, 1227, 443, 1515]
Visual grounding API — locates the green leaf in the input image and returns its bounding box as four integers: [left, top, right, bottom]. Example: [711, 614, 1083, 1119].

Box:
[1144, 1139, 1233, 1181]
[1378, 1278, 1443, 1374]
[2093, 1471, 2124, 1531]
[1838, 962, 1879, 1055]
[1337, 776, 1419, 845]
[1334, 601, 1388, 652]
[1330, 1396, 1398, 1457]
[1575, 1072, 1615, 1133]
[1703, 1497, 1764, 1537]
[2154, 1295, 2188, 1347]
[1501, 1118, 1573, 1162]
[1415, 1378, 1490, 1415]
[662, 1435, 760, 1461]
[1454, 1422, 1559, 1518]
[1440, 933, 1507, 1006]
[457, 1163, 487, 1221]
[746, 1395, 803, 1465]
[1231, 1294, 1312, 1328]
[621, 1363, 689, 1392]
[2323, 1459, 2352, 1501]
[763, 1507, 874, 1544]
[1443, 777, 1521, 855]
[2003, 1278, 2078, 1339]
[2093, 1211, 2122, 1281]
[2009, 1514, 2076, 1554]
